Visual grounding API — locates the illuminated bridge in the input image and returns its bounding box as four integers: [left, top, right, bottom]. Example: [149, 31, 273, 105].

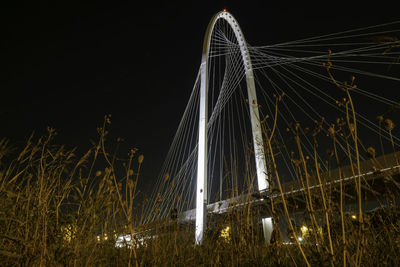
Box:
[139, 10, 400, 244]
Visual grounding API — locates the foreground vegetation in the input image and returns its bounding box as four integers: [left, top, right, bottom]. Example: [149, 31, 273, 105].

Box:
[0, 111, 399, 267]
[1, 66, 400, 267]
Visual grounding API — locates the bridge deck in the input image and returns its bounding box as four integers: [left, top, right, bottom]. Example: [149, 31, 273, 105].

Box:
[179, 151, 400, 222]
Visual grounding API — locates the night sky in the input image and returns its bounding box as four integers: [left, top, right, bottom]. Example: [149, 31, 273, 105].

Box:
[2, 2, 399, 195]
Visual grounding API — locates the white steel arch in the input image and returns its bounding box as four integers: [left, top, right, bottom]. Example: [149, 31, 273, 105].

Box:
[196, 10, 272, 244]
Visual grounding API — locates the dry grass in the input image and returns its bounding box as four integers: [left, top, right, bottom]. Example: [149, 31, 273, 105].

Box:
[1, 88, 400, 267]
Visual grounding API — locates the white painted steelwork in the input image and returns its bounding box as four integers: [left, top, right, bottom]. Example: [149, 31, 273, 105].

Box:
[196, 10, 271, 245]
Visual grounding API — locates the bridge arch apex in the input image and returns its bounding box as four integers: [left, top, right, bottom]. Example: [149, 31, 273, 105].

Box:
[201, 11, 252, 72]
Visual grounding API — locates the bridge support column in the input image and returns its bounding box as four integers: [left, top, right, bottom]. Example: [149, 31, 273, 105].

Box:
[262, 217, 274, 243]
[245, 65, 272, 245]
[196, 61, 208, 245]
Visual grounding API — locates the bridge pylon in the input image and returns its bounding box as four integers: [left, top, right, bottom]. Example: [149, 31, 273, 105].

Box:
[196, 10, 273, 245]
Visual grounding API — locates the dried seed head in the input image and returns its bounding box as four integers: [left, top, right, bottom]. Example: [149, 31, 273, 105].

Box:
[47, 126, 56, 135]
[366, 147, 376, 159]
[129, 148, 138, 157]
[291, 159, 301, 167]
[384, 119, 395, 131]
[95, 170, 102, 177]
[128, 179, 133, 188]
[138, 154, 144, 164]
[156, 193, 162, 203]
[328, 126, 335, 137]
[164, 173, 170, 181]
[348, 123, 355, 133]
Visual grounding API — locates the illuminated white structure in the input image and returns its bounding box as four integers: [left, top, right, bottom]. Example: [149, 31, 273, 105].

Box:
[196, 10, 272, 245]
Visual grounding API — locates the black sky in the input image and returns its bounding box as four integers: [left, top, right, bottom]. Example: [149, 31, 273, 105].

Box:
[2, 1, 399, 195]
